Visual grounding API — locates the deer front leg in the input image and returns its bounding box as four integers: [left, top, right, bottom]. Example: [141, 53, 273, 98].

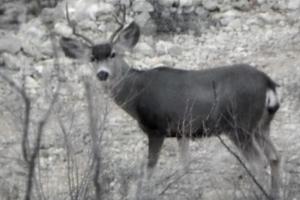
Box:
[147, 134, 165, 178]
[177, 136, 190, 172]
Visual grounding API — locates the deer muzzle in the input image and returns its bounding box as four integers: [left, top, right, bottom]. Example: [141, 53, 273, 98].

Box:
[97, 71, 109, 81]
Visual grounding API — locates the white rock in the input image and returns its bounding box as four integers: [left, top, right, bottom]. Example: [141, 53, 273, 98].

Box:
[91, 2, 114, 16]
[26, 76, 39, 89]
[138, 18, 157, 35]
[54, 22, 72, 37]
[168, 45, 183, 56]
[219, 9, 241, 18]
[19, 18, 46, 40]
[156, 40, 173, 55]
[155, 40, 182, 56]
[287, 0, 300, 10]
[105, 0, 119, 5]
[134, 11, 151, 27]
[257, 0, 265, 4]
[40, 40, 53, 57]
[233, 0, 251, 11]
[158, 0, 176, 7]
[180, 0, 193, 7]
[228, 18, 242, 28]
[78, 19, 98, 30]
[191, 0, 202, 6]
[246, 17, 263, 27]
[202, 0, 218, 11]
[1, 53, 21, 70]
[71, 1, 113, 21]
[120, 0, 131, 6]
[215, 10, 241, 26]
[134, 42, 155, 57]
[0, 35, 21, 54]
[132, 0, 154, 12]
[182, 6, 195, 13]
[195, 6, 209, 18]
[21, 40, 41, 58]
[34, 65, 44, 74]
[258, 12, 283, 24]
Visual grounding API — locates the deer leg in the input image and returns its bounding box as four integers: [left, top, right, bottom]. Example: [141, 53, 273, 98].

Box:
[256, 126, 281, 199]
[177, 136, 190, 172]
[228, 129, 272, 198]
[147, 134, 165, 178]
[262, 137, 281, 200]
[229, 129, 265, 166]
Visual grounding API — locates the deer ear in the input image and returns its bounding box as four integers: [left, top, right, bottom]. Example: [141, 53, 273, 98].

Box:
[60, 37, 91, 59]
[115, 22, 140, 50]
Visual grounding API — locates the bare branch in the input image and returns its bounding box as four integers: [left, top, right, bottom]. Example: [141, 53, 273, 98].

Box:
[159, 170, 190, 196]
[110, 5, 126, 44]
[24, 70, 60, 200]
[58, 116, 78, 200]
[0, 73, 31, 163]
[217, 136, 272, 200]
[84, 80, 102, 199]
[65, 2, 94, 46]
[24, 12, 62, 200]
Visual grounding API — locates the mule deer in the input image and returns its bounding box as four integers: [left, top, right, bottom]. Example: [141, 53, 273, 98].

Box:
[60, 8, 281, 199]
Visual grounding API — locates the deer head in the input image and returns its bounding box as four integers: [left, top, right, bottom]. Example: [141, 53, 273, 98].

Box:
[60, 4, 140, 87]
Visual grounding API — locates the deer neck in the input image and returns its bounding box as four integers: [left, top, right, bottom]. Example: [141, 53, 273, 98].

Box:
[110, 68, 143, 119]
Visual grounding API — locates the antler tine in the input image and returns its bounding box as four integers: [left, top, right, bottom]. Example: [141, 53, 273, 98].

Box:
[65, 2, 94, 46]
[109, 5, 127, 44]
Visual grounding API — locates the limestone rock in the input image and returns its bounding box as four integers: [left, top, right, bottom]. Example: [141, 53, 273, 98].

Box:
[232, 0, 252, 11]
[202, 0, 219, 11]
[158, 0, 176, 7]
[132, 0, 154, 12]
[0, 36, 21, 54]
[287, 0, 300, 10]
[156, 40, 173, 55]
[195, 6, 210, 19]
[182, 6, 195, 14]
[70, 1, 114, 21]
[120, 0, 131, 7]
[54, 22, 73, 37]
[168, 44, 183, 56]
[134, 42, 155, 57]
[1, 53, 21, 71]
[180, 0, 194, 7]
[215, 10, 241, 26]
[134, 11, 151, 27]
[155, 40, 182, 56]
[134, 13, 157, 35]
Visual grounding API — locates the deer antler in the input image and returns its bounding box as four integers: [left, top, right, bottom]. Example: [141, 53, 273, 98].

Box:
[65, 2, 94, 47]
[109, 5, 127, 44]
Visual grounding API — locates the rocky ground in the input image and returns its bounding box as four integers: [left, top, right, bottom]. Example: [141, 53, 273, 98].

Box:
[0, 0, 300, 199]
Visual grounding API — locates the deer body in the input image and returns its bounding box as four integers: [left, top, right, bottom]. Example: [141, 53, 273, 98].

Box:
[60, 21, 281, 199]
[110, 65, 277, 139]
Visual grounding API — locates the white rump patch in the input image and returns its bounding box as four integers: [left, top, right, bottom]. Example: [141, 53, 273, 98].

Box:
[266, 89, 279, 108]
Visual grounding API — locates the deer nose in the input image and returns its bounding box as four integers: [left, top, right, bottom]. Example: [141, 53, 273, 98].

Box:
[97, 71, 109, 81]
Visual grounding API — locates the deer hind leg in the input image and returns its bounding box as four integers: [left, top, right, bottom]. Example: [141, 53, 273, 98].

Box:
[255, 124, 281, 199]
[177, 136, 190, 172]
[229, 129, 266, 169]
[228, 129, 270, 197]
